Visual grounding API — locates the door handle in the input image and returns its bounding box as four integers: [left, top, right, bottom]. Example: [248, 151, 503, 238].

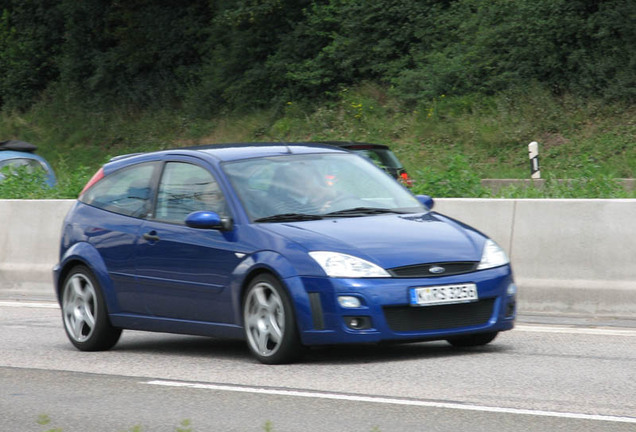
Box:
[143, 231, 160, 242]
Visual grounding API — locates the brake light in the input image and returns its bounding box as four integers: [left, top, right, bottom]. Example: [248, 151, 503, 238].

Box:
[79, 168, 104, 197]
[400, 172, 414, 187]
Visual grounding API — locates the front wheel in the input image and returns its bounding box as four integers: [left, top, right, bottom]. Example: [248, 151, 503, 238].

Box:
[61, 266, 122, 351]
[446, 331, 498, 348]
[242, 274, 302, 364]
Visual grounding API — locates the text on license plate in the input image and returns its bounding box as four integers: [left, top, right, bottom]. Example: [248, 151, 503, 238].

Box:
[410, 283, 478, 306]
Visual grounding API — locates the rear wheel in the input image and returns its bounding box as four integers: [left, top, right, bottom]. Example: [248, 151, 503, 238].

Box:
[447, 331, 498, 348]
[61, 266, 121, 351]
[243, 274, 302, 364]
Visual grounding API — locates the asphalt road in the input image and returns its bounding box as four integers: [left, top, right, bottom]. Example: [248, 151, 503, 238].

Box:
[1, 300, 635, 432]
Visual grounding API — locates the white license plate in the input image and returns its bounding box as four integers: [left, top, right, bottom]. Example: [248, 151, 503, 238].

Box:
[410, 283, 478, 306]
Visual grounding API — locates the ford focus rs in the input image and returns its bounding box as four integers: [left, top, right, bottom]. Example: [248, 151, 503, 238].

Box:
[54, 143, 516, 364]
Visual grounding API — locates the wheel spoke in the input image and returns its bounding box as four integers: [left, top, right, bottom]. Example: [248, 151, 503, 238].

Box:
[246, 312, 260, 329]
[62, 301, 75, 317]
[265, 293, 282, 314]
[268, 316, 282, 343]
[72, 314, 85, 339]
[255, 327, 270, 353]
[253, 286, 269, 308]
[71, 277, 84, 299]
[84, 307, 96, 330]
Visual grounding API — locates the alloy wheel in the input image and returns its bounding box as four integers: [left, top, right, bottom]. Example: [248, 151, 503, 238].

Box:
[62, 272, 97, 343]
[244, 281, 285, 357]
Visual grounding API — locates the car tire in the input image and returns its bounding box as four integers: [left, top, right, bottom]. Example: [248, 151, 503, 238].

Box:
[446, 331, 498, 348]
[61, 265, 122, 351]
[243, 274, 302, 364]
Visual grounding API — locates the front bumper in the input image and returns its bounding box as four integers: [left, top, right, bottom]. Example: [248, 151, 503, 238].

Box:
[288, 265, 516, 346]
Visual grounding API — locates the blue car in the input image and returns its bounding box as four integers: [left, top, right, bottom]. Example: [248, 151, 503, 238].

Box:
[54, 143, 516, 364]
[0, 140, 57, 187]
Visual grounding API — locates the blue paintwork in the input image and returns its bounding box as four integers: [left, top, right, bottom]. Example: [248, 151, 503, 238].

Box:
[0, 150, 57, 187]
[55, 143, 516, 348]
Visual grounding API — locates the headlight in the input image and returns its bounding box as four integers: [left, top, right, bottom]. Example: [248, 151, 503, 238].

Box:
[309, 251, 389, 278]
[477, 239, 510, 270]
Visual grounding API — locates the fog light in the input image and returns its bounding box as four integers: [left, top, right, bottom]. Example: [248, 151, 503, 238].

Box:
[338, 296, 361, 308]
[344, 316, 372, 330]
[507, 283, 517, 296]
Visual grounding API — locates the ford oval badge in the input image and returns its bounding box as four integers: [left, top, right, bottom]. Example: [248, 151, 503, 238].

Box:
[429, 266, 446, 274]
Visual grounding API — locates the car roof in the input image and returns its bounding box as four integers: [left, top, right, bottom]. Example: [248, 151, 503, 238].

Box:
[0, 140, 38, 152]
[195, 142, 348, 161]
[0, 140, 50, 163]
[108, 142, 349, 166]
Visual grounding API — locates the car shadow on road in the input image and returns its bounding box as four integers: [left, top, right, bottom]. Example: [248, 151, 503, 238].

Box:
[302, 341, 512, 365]
[112, 332, 250, 360]
[111, 331, 513, 365]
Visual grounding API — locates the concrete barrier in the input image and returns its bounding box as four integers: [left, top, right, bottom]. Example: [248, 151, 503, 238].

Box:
[435, 199, 636, 318]
[0, 200, 74, 300]
[1, 198, 635, 318]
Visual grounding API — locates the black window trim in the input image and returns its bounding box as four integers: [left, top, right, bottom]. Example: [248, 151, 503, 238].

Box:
[150, 158, 231, 225]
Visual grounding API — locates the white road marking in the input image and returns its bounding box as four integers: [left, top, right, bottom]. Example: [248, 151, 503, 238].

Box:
[515, 324, 636, 337]
[145, 379, 636, 424]
[0, 300, 59, 309]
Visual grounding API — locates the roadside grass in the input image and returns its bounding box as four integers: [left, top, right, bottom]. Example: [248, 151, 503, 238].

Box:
[35, 416, 380, 432]
[37, 415, 217, 431]
[1, 85, 634, 199]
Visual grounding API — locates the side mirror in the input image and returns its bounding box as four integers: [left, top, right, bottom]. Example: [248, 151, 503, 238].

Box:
[185, 211, 233, 231]
[416, 194, 435, 210]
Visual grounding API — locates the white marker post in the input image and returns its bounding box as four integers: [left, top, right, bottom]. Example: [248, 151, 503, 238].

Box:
[528, 141, 540, 179]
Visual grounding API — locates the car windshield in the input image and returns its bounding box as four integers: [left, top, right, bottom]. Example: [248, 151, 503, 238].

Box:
[222, 153, 424, 222]
[0, 158, 49, 181]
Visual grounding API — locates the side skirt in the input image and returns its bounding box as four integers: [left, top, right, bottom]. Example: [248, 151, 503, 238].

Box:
[110, 313, 245, 340]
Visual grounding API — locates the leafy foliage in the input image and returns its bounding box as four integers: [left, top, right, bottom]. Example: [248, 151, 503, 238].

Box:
[411, 154, 492, 198]
[1, 0, 634, 112]
[0, 165, 50, 198]
[0, 0, 63, 109]
[54, 0, 212, 108]
[0, 1, 633, 199]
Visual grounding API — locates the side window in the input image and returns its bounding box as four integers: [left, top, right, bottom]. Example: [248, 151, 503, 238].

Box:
[155, 162, 226, 224]
[81, 163, 156, 218]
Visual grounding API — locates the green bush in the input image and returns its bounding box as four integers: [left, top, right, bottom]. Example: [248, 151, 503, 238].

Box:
[0, 159, 94, 199]
[1, 81, 633, 199]
[411, 154, 492, 198]
[0, 165, 50, 198]
[2, 1, 635, 112]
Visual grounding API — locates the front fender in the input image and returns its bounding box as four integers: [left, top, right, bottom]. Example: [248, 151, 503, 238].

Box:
[228, 250, 311, 327]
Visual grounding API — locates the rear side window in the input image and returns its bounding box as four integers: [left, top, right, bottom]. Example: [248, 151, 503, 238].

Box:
[80, 163, 156, 218]
[155, 162, 226, 224]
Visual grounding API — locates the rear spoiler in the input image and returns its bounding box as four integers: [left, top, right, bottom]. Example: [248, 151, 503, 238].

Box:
[0, 140, 38, 152]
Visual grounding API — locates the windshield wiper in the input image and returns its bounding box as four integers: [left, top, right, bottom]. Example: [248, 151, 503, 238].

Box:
[254, 213, 324, 223]
[325, 207, 408, 217]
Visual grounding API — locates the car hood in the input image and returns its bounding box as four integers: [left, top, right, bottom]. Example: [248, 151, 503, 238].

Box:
[258, 212, 486, 269]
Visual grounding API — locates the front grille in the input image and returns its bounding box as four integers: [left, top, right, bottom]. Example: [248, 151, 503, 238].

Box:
[383, 299, 495, 332]
[388, 262, 478, 278]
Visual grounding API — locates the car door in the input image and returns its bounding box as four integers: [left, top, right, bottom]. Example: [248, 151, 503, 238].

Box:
[135, 159, 243, 323]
